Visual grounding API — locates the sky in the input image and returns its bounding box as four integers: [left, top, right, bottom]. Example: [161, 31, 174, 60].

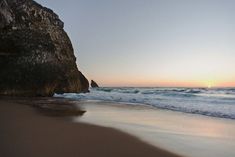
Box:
[37, 0, 235, 87]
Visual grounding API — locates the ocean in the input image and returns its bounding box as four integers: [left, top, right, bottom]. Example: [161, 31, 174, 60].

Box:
[55, 87, 235, 120]
[55, 87, 235, 157]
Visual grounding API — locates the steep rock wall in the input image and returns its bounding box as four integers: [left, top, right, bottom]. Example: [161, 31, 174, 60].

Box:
[0, 0, 89, 96]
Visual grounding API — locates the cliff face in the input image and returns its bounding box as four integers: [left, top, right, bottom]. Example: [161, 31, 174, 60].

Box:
[91, 80, 99, 88]
[0, 0, 89, 96]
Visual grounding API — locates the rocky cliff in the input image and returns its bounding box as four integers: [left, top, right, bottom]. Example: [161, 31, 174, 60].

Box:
[0, 0, 89, 96]
[91, 80, 99, 88]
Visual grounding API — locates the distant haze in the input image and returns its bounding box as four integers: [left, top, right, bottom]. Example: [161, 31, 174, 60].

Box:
[37, 0, 235, 87]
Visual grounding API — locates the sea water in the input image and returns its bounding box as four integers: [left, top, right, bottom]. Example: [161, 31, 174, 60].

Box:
[55, 87, 235, 120]
[54, 88, 235, 157]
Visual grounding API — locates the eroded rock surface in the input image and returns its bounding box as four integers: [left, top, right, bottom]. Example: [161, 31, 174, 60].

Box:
[0, 0, 89, 96]
[91, 80, 99, 88]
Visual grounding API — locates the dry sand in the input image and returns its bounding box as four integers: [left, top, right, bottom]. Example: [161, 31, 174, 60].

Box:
[0, 98, 181, 157]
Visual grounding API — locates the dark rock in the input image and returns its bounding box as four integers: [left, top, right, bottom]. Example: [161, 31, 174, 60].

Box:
[91, 80, 99, 88]
[0, 0, 89, 96]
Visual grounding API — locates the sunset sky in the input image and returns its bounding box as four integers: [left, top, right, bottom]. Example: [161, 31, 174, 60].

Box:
[37, 0, 235, 87]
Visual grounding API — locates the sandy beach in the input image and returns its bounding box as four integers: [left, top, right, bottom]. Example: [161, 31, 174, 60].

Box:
[1, 1, 234, 157]
[0, 98, 181, 157]
[75, 100, 235, 157]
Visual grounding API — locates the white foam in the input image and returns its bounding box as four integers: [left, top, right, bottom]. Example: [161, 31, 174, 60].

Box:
[54, 87, 235, 119]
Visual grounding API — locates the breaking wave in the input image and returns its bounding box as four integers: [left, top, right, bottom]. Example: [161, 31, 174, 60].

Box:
[55, 87, 235, 119]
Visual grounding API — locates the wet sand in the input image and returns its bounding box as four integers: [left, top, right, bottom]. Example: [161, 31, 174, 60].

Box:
[0, 99, 181, 157]
[76, 101, 235, 157]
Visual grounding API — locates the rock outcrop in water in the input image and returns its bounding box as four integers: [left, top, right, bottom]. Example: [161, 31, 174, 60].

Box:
[91, 80, 99, 88]
[0, 0, 89, 96]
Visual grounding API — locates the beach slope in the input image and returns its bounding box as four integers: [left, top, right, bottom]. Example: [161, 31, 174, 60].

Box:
[0, 99, 181, 157]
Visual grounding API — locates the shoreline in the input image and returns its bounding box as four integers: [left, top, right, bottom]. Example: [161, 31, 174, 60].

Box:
[76, 100, 235, 157]
[0, 98, 181, 157]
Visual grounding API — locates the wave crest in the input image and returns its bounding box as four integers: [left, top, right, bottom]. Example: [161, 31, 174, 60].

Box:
[54, 87, 235, 120]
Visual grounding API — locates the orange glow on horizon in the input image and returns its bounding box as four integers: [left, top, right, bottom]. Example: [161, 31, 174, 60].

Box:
[97, 79, 235, 88]
[87, 71, 235, 88]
